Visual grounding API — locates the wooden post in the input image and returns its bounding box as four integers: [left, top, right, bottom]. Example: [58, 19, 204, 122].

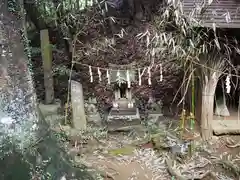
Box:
[40, 29, 54, 104]
[71, 80, 87, 130]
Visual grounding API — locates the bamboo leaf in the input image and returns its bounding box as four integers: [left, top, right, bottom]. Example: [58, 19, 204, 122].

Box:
[214, 38, 221, 50]
[181, 26, 186, 36]
[235, 47, 240, 55]
[212, 23, 216, 33]
[110, 16, 116, 23]
[189, 39, 195, 48]
[208, 0, 213, 5]
[146, 35, 150, 47]
[162, 33, 167, 43]
[225, 12, 231, 23]
[136, 33, 143, 38]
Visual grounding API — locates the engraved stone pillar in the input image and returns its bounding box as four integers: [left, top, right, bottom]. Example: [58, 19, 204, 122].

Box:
[71, 80, 87, 130]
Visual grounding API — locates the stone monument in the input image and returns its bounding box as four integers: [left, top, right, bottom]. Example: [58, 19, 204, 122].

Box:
[85, 97, 101, 124]
[71, 80, 87, 130]
[147, 97, 163, 123]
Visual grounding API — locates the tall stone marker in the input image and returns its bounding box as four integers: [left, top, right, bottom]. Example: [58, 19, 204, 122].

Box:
[40, 29, 54, 104]
[71, 80, 87, 130]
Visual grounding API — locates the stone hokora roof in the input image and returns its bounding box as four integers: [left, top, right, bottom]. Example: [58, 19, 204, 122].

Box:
[182, 0, 240, 28]
[109, 63, 136, 83]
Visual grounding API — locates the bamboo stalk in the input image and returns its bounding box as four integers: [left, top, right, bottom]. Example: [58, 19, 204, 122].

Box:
[191, 69, 195, 131]
[180, 61, 186, 139]
[190, 64, 195, 156]
[238, 94, 240, 124]
[180, 109, 186, 139]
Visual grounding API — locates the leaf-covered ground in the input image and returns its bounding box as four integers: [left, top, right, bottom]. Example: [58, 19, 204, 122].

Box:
[52, 117, 240, 180]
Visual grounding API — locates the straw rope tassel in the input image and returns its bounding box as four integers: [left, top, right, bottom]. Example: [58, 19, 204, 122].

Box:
[138, 69, 141, 86]
[126, 69, 130, 88]
[89, 66, 93, 83]
[148, 67, 151, 85]
[226, 75, 231, 94]
[97, 67, 102, 82]
[138, 68, 146, 86]
[107, 69, 110, 84]
[117, 70, 120, 86]
[160, 63, 163, 82]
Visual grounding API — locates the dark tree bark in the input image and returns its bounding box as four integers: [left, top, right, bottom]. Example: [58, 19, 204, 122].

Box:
[24, 0, 73, 62]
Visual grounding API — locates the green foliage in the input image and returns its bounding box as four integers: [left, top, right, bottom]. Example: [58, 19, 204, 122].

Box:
[8, 0, 20, 14]
[31, 47, 42, 55]
[53, 65, 71, 76]
[36, 0, 94, 23]
[21, 30, 32, 60]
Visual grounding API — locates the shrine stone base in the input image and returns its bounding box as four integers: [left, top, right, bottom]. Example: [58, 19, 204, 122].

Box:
[107, 108, 140, 121]
[38, 100, 61, 117]
[38, 100, 63, 126]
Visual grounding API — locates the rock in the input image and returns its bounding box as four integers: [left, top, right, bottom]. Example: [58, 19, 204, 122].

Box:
[39, 102, 61, 117]
[45, 114, 64, 126]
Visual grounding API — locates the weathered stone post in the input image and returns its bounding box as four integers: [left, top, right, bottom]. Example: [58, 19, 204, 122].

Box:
[71, 80, 87, 130]
[40, 29, 54, 104]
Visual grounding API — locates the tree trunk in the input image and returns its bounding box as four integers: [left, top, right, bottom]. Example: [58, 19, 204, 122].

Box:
[196, 79, 202, 124]
[201, 74, 219, 140]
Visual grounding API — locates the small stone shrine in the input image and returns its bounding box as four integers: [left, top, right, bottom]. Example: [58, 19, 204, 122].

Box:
[107, 63, 140, 121]
[147, 96, 163, 122]
[85, 97, 101, 124]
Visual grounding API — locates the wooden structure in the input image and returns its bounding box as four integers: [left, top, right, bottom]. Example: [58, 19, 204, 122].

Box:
[181, 0, 240, 138]
[182, 0, 240, 28]
[107, 63, 140, 121]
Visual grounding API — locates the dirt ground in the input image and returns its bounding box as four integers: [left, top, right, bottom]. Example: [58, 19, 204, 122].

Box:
[77, 133, 170, 180]
[75, 135, 240, 180]
[58, 119, 240, 180]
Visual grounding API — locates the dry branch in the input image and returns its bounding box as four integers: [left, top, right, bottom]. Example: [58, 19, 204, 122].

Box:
[226, 142, 240, 148]
[166, 158, 187, 180]
[217, 160, 240, 177]
[166, 158, 213, 180]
